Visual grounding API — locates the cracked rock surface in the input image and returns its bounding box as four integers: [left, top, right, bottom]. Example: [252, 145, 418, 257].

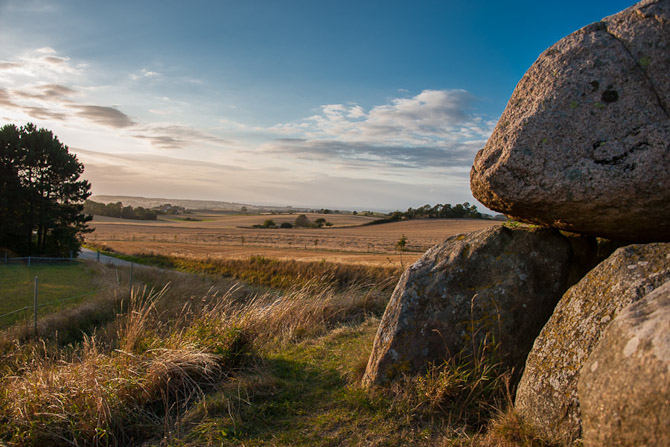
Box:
[470, 0, 670, 242]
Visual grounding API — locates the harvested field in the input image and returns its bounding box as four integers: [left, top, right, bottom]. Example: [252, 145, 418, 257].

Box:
[86, 213, 501, 267]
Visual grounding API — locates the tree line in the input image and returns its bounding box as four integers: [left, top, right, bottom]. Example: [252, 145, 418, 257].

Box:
[83, 200, 158, 220]
[401, 202, 481, 219]
[0, 123, 91, 257]
[365, 202, 482, 226]
[254, 214, 333, 229]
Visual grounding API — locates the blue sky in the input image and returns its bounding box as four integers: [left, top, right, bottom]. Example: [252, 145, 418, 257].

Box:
[0, 0, 635, 211]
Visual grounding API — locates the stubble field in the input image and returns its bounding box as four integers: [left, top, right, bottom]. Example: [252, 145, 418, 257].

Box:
[85, 212, 501, 267]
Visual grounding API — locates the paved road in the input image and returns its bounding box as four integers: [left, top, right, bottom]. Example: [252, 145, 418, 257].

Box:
[79, 248, 134, 267]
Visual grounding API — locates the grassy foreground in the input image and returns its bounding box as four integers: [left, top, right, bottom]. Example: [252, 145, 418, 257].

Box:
[0, 259, 549, 446]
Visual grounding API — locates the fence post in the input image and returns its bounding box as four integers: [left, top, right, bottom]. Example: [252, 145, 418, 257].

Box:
[129, 262, 134, 296]
[34, 276, 38, 335]
[69, 250, 73, 261]
[28, 256, 31, 267]
[97, 250, 100, 262]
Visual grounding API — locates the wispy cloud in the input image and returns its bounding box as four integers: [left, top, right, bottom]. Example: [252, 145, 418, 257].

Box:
[74, 148, 262, 201]
[73, 148, 470, 209]
[0, 48, 233, 151]
[13, 83, 77, 101]
[131, 123, 234, 149]
[0, 62, 21, 70]
[43, 55, 70, 65]
[0, 88, 19, 107]
[0, 48, 83, 89]
[73, 105, 136, 128]
[260, 138, 482, 169]
[21, 106, 67, 120]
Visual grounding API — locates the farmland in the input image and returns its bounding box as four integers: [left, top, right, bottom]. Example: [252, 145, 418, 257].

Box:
[85, 212, 501, 267]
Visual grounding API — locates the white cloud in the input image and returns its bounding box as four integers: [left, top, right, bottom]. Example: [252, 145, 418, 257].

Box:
[0, 48, 231, 151]
[264, 89, 495, 170]
[130, 68, 162, 80]
[141, 68, 160, 78]
[0, 48, 84, 89]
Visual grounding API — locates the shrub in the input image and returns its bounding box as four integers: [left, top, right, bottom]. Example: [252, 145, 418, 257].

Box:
[294, 214, 310, 228]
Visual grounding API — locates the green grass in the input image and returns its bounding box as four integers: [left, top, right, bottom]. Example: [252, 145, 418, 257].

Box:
[0, 262, 99, 327]
[166, 320, 438, 447]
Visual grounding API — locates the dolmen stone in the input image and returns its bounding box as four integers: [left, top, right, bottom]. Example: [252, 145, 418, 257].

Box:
[470, 0, 670, 243]
[362, 225, 597, 386]
[515, 242, 670, 444]
[578, 280, 670, 447]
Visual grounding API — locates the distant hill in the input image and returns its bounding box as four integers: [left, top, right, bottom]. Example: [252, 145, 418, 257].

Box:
[90, 195, 306, 213]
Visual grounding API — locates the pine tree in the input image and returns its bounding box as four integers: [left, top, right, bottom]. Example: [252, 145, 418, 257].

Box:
[0, 123, 91, 256]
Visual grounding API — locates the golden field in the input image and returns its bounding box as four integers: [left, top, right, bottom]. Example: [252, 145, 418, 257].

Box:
[85, 212, 501, 267]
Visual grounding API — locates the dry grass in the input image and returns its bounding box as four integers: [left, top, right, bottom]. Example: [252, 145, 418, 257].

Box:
[0, 260, 394, 446]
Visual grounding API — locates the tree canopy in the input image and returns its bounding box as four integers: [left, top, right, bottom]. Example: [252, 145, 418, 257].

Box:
[0, 123, 91, 257]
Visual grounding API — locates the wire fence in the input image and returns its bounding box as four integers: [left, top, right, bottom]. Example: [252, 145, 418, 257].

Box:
[1, 252, 76, 265]
[0, 255, 135, 333]
[0, 286, 111, 329]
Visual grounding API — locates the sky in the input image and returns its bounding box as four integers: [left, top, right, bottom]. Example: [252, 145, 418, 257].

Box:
[0, 0, 636, 211]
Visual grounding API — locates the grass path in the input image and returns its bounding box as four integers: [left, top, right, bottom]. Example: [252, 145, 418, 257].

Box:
[166, 319, 440, 447]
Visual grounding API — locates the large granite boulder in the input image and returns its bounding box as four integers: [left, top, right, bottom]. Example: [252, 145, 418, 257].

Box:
[515, 243, 670, 444]
[362, 226, 597, 386]
[470, 0, 670, 242]
[578, 281, 670, 447]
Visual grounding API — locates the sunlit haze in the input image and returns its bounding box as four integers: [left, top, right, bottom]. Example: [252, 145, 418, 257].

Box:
[0, 0, 634, 211]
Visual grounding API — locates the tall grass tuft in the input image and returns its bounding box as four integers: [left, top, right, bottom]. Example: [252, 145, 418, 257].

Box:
[0, 286, 230, 446]
[377, 336, 511, 435]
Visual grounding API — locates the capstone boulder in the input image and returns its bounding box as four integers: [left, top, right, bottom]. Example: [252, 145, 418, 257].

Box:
[470, 0, 670, 242]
